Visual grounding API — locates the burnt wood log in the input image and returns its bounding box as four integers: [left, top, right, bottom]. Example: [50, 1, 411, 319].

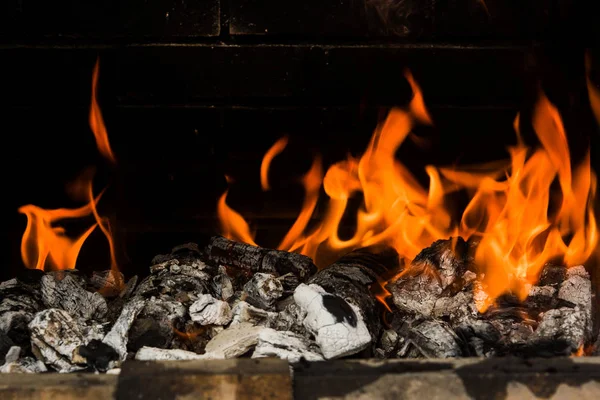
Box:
[205, 236, 317, 281]
[307, 245, 401, 352]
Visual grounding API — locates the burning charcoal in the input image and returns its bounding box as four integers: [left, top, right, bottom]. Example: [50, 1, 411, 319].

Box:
[537, 263, 567, 287]
[524, 285, 558, 315]
[453, 319, 501, 357]
[127, 296, 186, 352]
[231, 301, 278, 327]
[74, 339, 119, 372]
[242, 273, 284, 310]
[308, 246, 398, 345]
[0, 346, 47, 373]
[252, 328, 324, 362]
[167, 261, 212, 281]
[102, 297, 146, 365]
[134, 272, 210, 299]
[526, 307, 590, 356]
[212, 273, 234, 301]
[135, 346, 218, 361]
[0, 278, 44, 349]
[204, 322, 266, 358]
[189, 294, 232, 326]
[205, 236, 317, 281]
[294, 284, 371, 359]
[89, 270, 125, 298]
[40, 273, 107, 321]
[28, 309, 95, 372]
[432, 291, 478, 325]
[390, 238, 469, 318]
[399, 319, 464, 358]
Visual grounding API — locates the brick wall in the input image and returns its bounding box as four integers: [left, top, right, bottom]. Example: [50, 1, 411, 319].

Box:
[0, 1, 598, 277]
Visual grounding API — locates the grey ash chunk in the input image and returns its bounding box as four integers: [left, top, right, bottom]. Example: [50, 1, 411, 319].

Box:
[189, 294, 232, 326]
[252, 328, 324, 362]
[526, 307, 590, 356]
[398, 319, 464, 358]
[102, 296, 146, 365]
[231, 301, 278, 327]
[40, 273, 107, 321]
[205, 236, 317, 281]
[0, 346, 47, 373]
[242, 273, 284, 310]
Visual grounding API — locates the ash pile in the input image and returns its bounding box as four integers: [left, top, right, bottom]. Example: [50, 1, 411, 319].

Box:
[0, 236, 596, 373]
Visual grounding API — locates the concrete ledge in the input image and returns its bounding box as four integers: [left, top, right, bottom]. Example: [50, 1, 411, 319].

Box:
[1, 358, 599, 399]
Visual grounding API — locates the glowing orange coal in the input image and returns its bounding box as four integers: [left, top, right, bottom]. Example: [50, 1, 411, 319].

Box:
[218, 66, 599, 311]
[19, 60, 118, 273]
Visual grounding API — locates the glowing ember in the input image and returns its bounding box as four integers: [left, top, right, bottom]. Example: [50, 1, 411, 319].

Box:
[19, 60, 118, 273]
[218, 68, 599, 312]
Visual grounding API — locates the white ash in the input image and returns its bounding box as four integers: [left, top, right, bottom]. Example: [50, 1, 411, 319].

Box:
[28, 309, 91, 372]
[135, 346, 217, 361]
[252, 328, 324, 362]
[294, 284, 371, 360]
[212, 274, 234, 301]
[40, 273, 107, 321]
[102, 296, 146, 365]
[189, 294, 232, 326]
[242, 273, 284, 310]
[106, 368, 121, 375]
[204, 322, 266, 359]
[230, 301, 278, 327]
[0, 346, 47, 373]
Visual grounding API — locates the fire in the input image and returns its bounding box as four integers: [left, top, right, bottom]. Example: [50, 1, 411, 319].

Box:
[218, 64, 599, 311]
[19, 59, 119, 274]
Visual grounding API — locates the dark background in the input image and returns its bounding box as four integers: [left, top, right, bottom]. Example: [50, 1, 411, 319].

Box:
[0, 0, 599, 281]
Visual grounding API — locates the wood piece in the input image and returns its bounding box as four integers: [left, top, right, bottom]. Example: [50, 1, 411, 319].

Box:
[0, 373, 116, 399]
[189, 294, 232, 326]
[205, 236, 317, 281]
[40, 273, 107, 321]
[252, 328, 324, 362]
[294, 283, 371, 360]
[242, 273, 284, 310]
[102, 297, 146, 365]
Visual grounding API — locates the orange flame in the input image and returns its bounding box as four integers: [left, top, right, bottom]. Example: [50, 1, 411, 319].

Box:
[90, 58, 116, 164]
[218, 176, 257, 246]
[260, 136, 289, 191]
[19, 60, 119, 275]
[217, 67, 599, 311]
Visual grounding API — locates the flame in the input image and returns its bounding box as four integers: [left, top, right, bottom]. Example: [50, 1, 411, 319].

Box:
[218, 176, 257, 246]
[586, 51, 600, 127]
[217, 66, 599, 311]
[261, 136, 289, 191]
[19, 59, 120, 276]
[90, 58, 116, 164]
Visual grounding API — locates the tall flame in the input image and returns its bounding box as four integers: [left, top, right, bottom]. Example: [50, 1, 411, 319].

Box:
[19, 59, 119, 273]
[218, 65, 599, 310]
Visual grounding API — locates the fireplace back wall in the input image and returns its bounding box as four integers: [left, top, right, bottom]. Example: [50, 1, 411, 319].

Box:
[0, 0, 598, 280]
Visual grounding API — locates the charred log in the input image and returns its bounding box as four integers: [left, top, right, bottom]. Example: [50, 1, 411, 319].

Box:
[205, 236, 317, 281]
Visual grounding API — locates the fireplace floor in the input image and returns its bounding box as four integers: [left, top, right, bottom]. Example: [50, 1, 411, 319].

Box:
[1, 357, 599, 400]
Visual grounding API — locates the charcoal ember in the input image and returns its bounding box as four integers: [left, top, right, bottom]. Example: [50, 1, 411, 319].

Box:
[189, 294, 232, 326]
[242, 273, 284, 310]
[102, 296, 146, 365]
[170, 321, 212, 353]
[89, 270, 125, 298]
[557, 266, 592, 321]
[252, 328, 324, 362]
[28, 309, 96, 372]
[376, 329, 399, 358]
[205, 236, 317, 281]
[524, 285, 558, 315]
[271, 302, 307, 336]
[432, 290, 478, 325]
[308, 246, 398, 345]
[135, 346, 215, 361]
[133, 272, 210, 298]
[485, 304, 536, 349]
[0, 331, 15, 364]
[294, 283, 371, 359]
[211, 273, 234, 301]
[40, 273, 107, 321]
[453, 319, 501, 357]
[390, 238, 469, 317]
[277, 273, 300, 292]
[74, 339, 119, 372]
[104, 275, 140, 324]
[0, 346, 47, 373]
[537, 263, 567, 286]
[204, 322, 266, 359]
[525, 307, 590, 356]
[231, 301, 278, 327]
[127, 296, 187, 352]
[0, 278, 44, 348]
[399, 318, 464, 358]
